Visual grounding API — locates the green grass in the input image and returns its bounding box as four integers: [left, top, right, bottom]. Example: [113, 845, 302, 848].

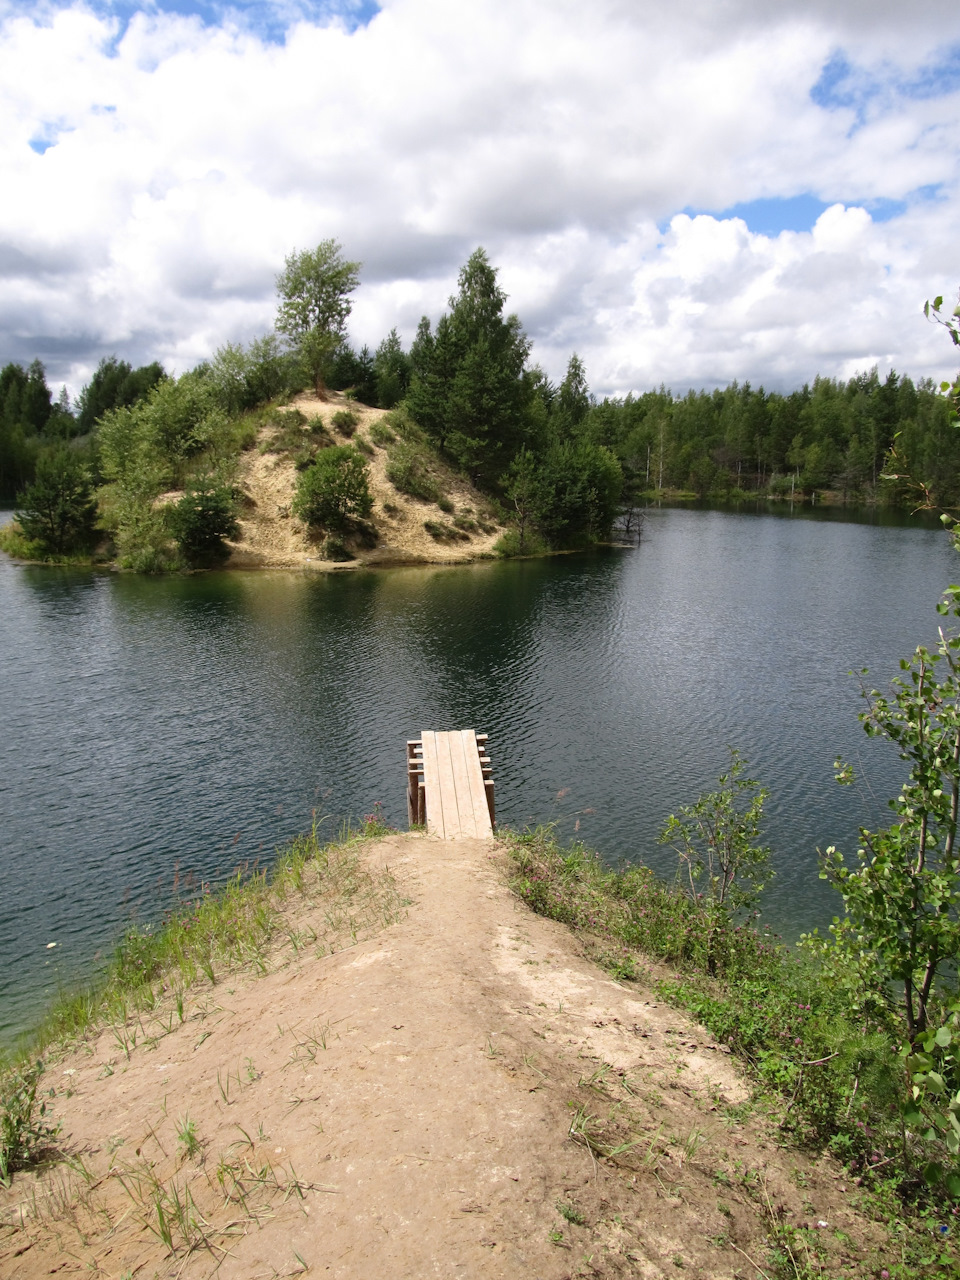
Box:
[505, 826, 960, 1277]
[504, 828, 955, 1203]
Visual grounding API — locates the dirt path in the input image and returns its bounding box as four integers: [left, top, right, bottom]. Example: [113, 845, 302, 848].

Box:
[1, 836, 887, 1278]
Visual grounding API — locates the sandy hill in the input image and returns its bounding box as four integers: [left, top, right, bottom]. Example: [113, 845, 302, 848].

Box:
[226, 393, 506, 571]
[0, 834, 887, 1279]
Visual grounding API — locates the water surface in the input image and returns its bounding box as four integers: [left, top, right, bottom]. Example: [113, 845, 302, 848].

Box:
[1, 506, 956, 1040]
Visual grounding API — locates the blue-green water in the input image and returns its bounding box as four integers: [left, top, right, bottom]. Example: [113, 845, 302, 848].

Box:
[1, 505, 956, 1041]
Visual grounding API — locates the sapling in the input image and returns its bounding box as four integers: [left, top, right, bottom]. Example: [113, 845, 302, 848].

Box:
[817, 585, 960, 1190]
[658, 749, 771, 972]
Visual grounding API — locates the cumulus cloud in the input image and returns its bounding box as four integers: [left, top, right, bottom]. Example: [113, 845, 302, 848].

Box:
[1, 0, 959, 397]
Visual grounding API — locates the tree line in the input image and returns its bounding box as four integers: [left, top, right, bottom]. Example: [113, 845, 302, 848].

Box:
[2, 242, 958, 566]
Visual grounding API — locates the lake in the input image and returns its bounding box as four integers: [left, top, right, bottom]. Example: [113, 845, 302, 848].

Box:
[1, 504, 956, 1042]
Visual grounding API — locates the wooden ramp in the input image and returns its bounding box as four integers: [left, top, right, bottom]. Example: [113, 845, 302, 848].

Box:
[406, 730, 495, 839]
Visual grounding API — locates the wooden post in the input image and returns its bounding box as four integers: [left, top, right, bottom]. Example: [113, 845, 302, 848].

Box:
[407, 739, 424, 827]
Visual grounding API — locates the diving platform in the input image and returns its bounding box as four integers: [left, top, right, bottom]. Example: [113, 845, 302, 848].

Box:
[406, 730, 495, 839]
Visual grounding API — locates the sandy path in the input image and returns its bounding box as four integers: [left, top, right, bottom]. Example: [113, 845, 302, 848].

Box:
[1, 836, 885, 1278]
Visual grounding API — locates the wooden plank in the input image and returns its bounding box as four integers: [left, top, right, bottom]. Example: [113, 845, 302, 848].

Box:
[435, 732, 464, 838]
[459, 729, 493, 837]
[447, 731, 478, 839]
[419, 730, 445, 837]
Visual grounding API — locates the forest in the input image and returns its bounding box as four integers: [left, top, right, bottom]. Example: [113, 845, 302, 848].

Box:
[1, 244, 957, 567]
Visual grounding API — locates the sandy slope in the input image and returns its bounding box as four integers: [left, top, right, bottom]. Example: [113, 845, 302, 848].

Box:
[1, 835, 888, 1279]
[226, 393, 505, 571]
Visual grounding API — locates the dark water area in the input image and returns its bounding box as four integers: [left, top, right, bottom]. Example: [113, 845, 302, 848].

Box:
[1, 505, 957, 1042]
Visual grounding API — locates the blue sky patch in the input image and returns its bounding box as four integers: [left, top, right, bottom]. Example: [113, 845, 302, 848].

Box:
[811, 43, 960, 122]
[29, 137, 56, 155]
[6, 1, 381, 47]
[681, 195, 831, 237]
[865, 197, 907, 223]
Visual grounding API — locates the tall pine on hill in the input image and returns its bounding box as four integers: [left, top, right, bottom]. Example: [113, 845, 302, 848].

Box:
[408, 248, 530, 485]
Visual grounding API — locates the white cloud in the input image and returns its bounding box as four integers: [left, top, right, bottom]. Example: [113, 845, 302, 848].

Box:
[1, 0, 959, 397]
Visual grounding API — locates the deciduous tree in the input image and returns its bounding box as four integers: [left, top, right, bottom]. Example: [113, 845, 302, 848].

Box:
[275, 241, 361, 398]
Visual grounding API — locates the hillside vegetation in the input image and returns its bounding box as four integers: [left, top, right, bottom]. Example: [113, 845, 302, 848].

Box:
[2, 244, 958, 570]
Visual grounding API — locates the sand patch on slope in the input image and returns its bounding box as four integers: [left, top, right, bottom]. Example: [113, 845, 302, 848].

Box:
[226, 393, 505, 571]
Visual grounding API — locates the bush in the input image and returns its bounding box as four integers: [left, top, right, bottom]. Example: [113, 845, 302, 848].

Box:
[354, 434, 374, 456]
[207, 335, 299, 416]
[369, 421, 396, 447]
[386, 443, 439, 502]
[331, 408, 359, 436]
[321, 535, 354, 561]
[381, 407, 422, 441]
[304, 415, 329, 440]
[424, 519, 469, 542]
[437, 496, 454, 513]
[167, 476, 240, 563]
[292, 445, 373, 531]
[494, 528, 545, 557]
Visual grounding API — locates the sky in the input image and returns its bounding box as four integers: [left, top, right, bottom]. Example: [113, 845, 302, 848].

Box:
[2, 0, 960, 400]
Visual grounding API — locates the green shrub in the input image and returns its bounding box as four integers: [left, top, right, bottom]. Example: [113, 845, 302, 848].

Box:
[237, 424, 258, 451]
[111, 496, 180, 573]
[354, 434, 374, 456]
[206, 335, 299, 415]
[369, 421, 396, 447]
[304, 415, 330, 440]
[386, 443, 439, 502]
[262, 407, 310, 455]
[494, 528, 545, 557]
[0, 523, 43, 559]
[331, 408, 359, 437]
[321, 535, 354, 561]
[1, 1060, 59, 1185]
[293, 446, 372, 531]
[437, 496, 454, 513]
[424, 519, 469, 542]
[167, 476, 240, 563]
[381, 407, 423, 442]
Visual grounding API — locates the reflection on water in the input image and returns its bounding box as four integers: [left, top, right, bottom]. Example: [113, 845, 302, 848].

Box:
[1, 507, 957, 1040]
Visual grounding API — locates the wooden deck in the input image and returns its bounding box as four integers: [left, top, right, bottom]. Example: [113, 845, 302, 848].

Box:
[406, 730, 495, 839]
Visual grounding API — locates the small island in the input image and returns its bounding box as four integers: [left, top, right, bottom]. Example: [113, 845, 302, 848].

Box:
[2, 244, 956, 575]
